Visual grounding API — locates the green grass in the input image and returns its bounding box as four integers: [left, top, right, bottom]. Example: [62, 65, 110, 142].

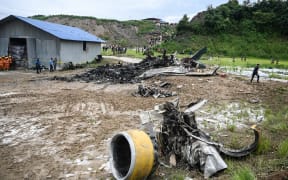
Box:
[200, 56, 288, 69]
[102, 48, 288, 70]
[102, 49, 146, 59]
[102, 48, 173, 59]
[227, 123, 236, 132]
[255, 135, 271, 155]
[162, 33, 288, 60]
[167, 174, 185, 180]
[264, 106, 288, 132]
[225, 159, 237, 174]
[277, 139, 288, 159]
[229, 134, 243, 149]
[269, 73, 288, 80]
[238, 109, 250, 119]
[232, 167, 256, 180]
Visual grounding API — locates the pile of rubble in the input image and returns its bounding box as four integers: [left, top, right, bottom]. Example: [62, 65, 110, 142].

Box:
[53, 47, 215, 84]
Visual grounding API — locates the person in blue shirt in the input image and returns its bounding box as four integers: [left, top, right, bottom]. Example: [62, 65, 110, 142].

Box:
[35, 58, 41, 74]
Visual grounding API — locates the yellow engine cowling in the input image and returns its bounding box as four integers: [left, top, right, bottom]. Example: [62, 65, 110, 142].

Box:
[109, 130, 155, 180]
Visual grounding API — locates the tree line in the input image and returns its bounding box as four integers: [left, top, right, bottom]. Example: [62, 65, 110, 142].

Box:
[177, 0, 288, 36]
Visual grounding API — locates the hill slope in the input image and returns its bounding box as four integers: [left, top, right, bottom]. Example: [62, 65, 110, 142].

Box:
[31, 15, 175, 47]
[161, 0, 288, 59]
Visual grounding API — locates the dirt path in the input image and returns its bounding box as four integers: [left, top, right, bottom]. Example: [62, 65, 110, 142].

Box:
[103, 56, 142, 63]
[0, 69, 287, 179]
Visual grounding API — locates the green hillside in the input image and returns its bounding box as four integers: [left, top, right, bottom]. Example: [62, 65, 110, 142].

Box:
[160, 0, 288, 59]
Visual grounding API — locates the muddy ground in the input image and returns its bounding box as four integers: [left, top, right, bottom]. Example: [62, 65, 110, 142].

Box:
[0, 68, 287, 179]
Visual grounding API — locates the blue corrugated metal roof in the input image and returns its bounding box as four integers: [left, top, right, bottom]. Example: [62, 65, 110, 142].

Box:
[12, 15, 105, 43]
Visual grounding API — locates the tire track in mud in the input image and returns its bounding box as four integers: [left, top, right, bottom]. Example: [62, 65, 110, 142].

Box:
[0, 85, 145, 179]
[1, 69, 288, 179]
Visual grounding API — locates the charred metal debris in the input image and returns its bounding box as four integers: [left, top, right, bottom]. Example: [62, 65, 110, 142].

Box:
[132, 81, 177, 98]
[52, 47, 215, 84]
[141, 99, 260, 178]
[53, 55, 175, 83]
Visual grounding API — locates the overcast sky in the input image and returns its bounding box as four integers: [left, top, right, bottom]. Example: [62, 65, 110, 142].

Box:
[0, 0, 246, 23]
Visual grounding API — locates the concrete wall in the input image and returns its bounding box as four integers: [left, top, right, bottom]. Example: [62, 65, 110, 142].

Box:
[59, 40, 101, 66]
[0, 18, 101, 69]
[0, 38, 9, 56]
[0, 19, 60, 68]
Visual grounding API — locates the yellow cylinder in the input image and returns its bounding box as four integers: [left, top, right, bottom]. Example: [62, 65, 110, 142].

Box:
[109, 129, 155, 180]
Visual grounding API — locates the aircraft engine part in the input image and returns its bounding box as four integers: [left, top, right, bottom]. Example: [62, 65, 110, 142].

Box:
[109, 130, 155, 180]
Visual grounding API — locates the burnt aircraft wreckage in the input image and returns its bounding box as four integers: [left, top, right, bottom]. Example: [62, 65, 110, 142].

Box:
[132, 82, 177, 98]
[50, 47, 260, 178]
[53, 47, 218, 83]
[52, 47, 259, 178]
[110, 99, 260, 179]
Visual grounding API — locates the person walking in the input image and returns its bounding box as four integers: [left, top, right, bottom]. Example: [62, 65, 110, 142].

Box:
[35, 58, 41, 74]
[49, 58, 54, 72]
[250, 64, 260, 83]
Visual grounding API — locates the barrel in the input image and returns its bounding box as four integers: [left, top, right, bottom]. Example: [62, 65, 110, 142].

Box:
[109, 130, 155, 180]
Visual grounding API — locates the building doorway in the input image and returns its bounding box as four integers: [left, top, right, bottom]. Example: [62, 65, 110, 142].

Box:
[8, 38, 28, 69]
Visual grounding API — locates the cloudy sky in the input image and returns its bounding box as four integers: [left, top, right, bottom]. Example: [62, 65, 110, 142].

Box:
[0, 0, 246, 23]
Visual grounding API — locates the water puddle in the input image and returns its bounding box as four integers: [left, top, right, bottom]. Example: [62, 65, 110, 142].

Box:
[221, 66, 288, 82]
[196, 101, 264, 131]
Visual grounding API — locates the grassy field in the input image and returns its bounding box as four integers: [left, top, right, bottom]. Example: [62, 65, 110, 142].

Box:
[200, 56, 288, 69]
[102, 49, 146, 59]
[101, 48, 189, 60]
[102, 49, 288, 69]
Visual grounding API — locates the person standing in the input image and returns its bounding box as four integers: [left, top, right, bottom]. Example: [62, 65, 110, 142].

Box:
[53, 57, 57, 71]
[36, 58, 41, 74]
[250, 64, 260, 83]
[49, 58, 54, 72]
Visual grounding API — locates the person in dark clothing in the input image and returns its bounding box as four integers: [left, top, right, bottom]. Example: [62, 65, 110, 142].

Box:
[49, 58, 54, 72]
[162, 48, 167, 57]
[251, 64, 260, 83]
[36, 58, 41, 74]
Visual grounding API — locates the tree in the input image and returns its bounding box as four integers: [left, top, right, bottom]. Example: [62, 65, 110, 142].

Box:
[176, 14, 192, 34]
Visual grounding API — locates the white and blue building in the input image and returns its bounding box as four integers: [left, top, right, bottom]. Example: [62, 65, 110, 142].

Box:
[0, 15, 105, 69]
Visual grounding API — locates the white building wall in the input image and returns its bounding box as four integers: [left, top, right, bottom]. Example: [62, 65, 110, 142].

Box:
[59, 41, 101, 67]
[0, 19, 60, 68]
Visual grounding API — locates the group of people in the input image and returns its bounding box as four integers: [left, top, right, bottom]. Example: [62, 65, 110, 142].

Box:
[102, 45, 127, 55]
[271, 57, 280, 64]
[35, 57, 57, 74]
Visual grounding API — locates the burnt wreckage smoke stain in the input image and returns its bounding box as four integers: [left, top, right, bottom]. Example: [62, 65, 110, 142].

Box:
[53, 56, 174, 84]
